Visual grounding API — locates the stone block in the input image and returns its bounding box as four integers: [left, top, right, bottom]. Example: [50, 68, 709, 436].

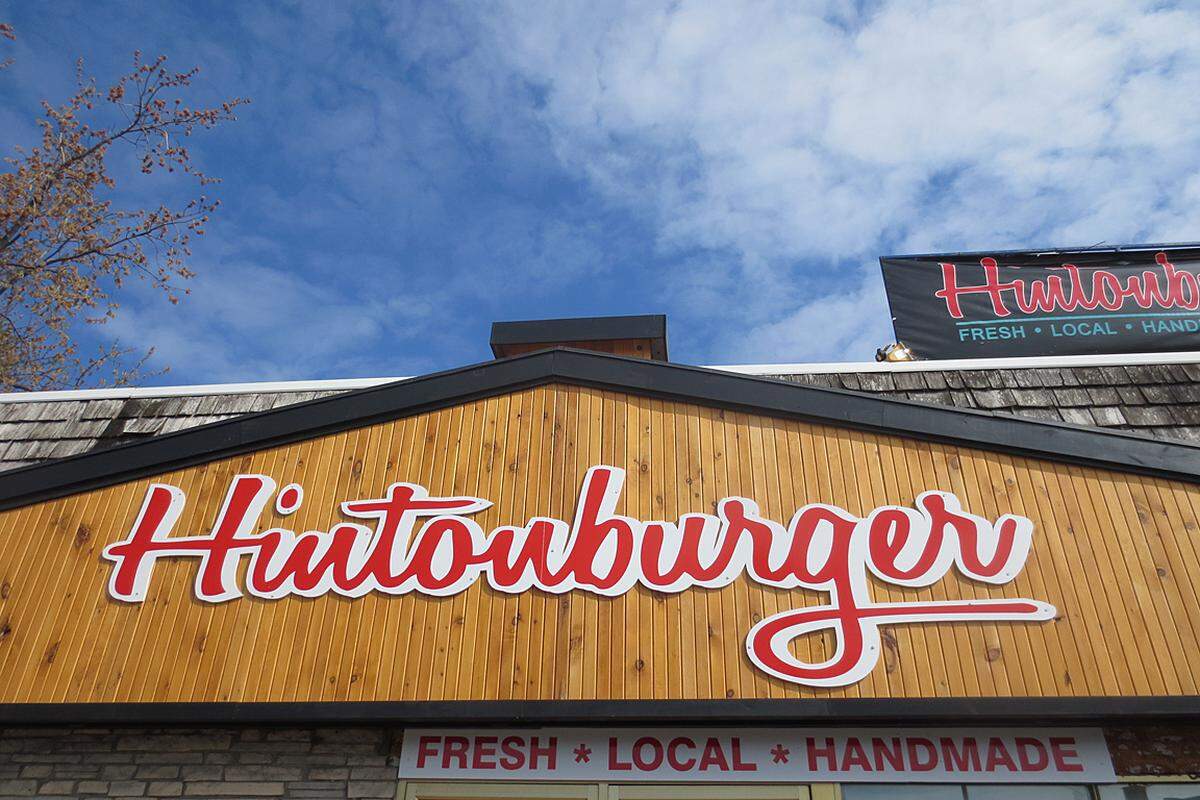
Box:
[346, 754, 392, 765]
[276, 754, 346, 767]
[179, 766, 223, 781]
[117, 735, 232, 753]
[0, 779, 40, 794]
[0, 737, 53, 753]
[46, 769, 99, 780]
[108, 780, 148, 796]
[237, 741, 313, 754]
[147, 781, 183, 797]
[285, 781, 346, 791]
[37, 781, 76, 794]
[136, 753, 204, 765]
[348, 781, 397, 798]
[89, 753, 135, 764]
[235, 752, 275, 765]
[183, 781, 285, 796]
[313, 729, 384, 744]
[11, 754, 82, 764]
[224, 766, 305, 782]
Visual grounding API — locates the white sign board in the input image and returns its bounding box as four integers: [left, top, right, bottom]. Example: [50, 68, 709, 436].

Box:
[399, 728, 1115, 784]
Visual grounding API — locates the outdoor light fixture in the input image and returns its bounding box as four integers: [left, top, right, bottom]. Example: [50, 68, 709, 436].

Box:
[875, 341, 916, 362]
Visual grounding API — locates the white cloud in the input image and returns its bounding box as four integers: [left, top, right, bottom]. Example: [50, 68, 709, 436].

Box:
[415, 0, 1200, 361]
[105, 256, 438, 383]
[41, 0, 1200, 377]
[720, 266, 893, 365]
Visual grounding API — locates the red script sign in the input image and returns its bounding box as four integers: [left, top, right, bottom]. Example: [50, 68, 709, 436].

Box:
[103, 466, 1055, 687]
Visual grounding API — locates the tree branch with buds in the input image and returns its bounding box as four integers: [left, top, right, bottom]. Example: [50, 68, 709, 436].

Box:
[0, 28, 247, 390]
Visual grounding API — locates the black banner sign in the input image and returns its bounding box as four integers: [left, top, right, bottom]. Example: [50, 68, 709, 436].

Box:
[880, 246, 1200, 359]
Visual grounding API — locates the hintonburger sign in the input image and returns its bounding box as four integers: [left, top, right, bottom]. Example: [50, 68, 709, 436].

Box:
[880, 246, 1200, 358]
[103, 465, 1054, 688]
[399, 728, 1116, 783]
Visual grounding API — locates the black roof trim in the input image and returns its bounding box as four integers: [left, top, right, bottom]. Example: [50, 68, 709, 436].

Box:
[1, 347, 1199, 511]
[490, 314, 667, 359]
[0, 697, 1194, 726]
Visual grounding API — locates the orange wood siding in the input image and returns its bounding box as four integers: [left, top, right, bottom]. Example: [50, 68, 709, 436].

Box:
[0, 383, 1197, 703]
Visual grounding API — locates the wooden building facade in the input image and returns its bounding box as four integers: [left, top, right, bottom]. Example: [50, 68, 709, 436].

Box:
[0, 317, 1198, 799]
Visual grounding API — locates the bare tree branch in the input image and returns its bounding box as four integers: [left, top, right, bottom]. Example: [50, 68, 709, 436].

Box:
[0, 26, 247, 391]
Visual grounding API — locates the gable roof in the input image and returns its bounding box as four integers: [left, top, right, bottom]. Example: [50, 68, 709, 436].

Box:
[1, 347, 1199, 512]
[3, 356, 1200, 475]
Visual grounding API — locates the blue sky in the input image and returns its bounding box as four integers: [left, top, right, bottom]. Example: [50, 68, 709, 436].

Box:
[3, 1, 1199, 385]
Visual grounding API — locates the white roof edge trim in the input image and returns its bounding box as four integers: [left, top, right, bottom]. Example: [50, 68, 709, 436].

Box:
[0, 349, 1198, 404]
[0, 376, 411, 404]
[710, 350, 1200, 375]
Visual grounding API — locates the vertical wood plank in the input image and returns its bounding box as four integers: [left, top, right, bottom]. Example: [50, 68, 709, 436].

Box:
[1, 385, 1199, 702]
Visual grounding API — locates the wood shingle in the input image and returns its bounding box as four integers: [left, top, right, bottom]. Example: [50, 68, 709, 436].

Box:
[2, 358, 1200, 473]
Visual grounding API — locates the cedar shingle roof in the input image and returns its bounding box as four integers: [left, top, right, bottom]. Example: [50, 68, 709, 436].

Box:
[0, 391, 342, 472]
[772, 362, 1200, 443]
[0, 358, 1198, 473]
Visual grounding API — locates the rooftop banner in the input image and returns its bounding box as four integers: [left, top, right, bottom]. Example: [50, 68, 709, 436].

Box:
[399, 728, 1116, 783]
[880, 247, 1200, 359]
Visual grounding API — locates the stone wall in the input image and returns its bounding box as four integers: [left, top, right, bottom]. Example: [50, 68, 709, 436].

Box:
[1106, 725, 1200, 776]
[3, 725, 1199, 798]
[0, 727, 400, 799]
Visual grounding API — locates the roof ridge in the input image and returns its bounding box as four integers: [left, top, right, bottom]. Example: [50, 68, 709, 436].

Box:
[0, 346, 1197, 511]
